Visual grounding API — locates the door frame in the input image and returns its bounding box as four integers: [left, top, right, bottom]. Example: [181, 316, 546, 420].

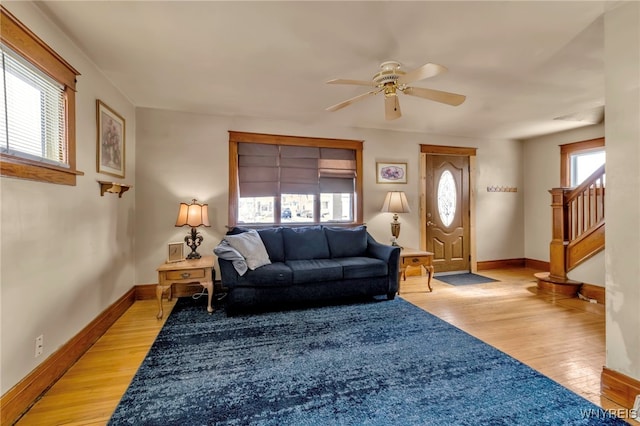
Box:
[419, 144, 477, 273]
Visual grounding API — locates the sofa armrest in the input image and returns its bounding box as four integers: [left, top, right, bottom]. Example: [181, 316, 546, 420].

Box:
[218, 258, 240, 287]
[366, 234, 401, 294]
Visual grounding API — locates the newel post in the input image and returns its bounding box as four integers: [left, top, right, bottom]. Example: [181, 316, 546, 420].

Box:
[549, 188, 571, 280]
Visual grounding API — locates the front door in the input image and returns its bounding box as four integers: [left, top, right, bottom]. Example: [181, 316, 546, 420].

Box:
[425, 154, 470, 273]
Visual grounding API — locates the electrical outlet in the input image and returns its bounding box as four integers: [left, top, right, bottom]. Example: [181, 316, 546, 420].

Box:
[35, 335, 43, 358]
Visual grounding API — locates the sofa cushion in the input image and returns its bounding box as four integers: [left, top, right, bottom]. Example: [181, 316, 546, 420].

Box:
[236, 262, 293, 287]
[333, 257, 388, 279]
[285, 259, 343, 284]
[282, 226, 330, 260]
[257, 227, 285, 262]
[324, 226, 368, 258]
[224, 229, 271, 270]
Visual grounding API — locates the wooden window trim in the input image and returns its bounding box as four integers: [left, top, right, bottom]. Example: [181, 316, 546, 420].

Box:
[228, 131, 364, 227]
[0, 6, 83, 185]
[560, 137, 604, 187]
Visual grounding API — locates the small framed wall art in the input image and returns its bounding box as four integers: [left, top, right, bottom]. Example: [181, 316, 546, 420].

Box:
[96, 100, 126, 178]
[376, 162, 407, 184]
[167, 242, 185, 263]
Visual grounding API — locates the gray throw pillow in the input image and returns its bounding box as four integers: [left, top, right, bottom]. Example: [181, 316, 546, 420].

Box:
[224, 229, 271, 270]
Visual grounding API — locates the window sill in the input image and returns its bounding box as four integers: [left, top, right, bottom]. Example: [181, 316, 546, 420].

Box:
[1, 155, 84, 186]
[228, 222, 364, 229]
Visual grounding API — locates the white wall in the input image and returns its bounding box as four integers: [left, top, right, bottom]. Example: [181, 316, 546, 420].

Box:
[135, 108, 525, 284]
[0, 2, 136, 394]
[603, 1, 640, 382]
[522, 124, 605, 286]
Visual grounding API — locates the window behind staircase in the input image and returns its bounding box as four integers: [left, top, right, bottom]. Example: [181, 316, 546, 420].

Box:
[561, 137, 605, 187]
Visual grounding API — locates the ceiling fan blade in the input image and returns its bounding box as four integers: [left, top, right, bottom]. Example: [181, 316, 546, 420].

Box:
[326, 89, 381, 112]
[385, 95, 401, 120]
[403, 86, 466, 106]
[397, 63, 447, 86]
[326, 78, 376, 87]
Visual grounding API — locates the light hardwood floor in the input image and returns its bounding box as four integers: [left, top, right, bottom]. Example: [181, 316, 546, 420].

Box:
[15, 268, 638, 425]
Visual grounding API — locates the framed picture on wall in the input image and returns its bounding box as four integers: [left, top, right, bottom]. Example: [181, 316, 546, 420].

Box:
[96, 100, 126, 178]
[376, 162, 407, 184]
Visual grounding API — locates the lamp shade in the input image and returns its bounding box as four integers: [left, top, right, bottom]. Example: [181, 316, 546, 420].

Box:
[380, 191, 411, 214]
[175, 199, 211, 227]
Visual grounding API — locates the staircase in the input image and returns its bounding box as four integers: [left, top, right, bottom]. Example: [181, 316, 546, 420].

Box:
[536, 165, 605, 296]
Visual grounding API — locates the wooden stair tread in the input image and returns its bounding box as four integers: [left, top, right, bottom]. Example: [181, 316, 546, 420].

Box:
[535, 272, 582, 297]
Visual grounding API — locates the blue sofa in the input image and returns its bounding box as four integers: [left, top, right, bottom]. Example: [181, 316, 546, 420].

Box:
[216, 225, 400, 313]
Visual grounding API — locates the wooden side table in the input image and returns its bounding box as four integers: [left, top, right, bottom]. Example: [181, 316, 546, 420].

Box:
[156, 255, 215, 319]
[399, 248, 435, 294]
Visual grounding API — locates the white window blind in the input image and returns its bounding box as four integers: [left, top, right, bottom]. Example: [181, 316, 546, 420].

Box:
[1, 44, 67, 167]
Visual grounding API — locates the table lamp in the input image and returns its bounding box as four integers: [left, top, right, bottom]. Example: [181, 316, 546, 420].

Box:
[380, 191, 411, 246]
[175, 199, 211, 259]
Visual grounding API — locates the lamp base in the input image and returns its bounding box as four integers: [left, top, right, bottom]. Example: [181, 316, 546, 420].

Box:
[184, 227, 203, 260]
[390, 215, 401, 247]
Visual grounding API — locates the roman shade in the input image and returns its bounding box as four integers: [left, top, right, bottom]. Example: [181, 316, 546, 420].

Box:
[280, 145, 319, 194]
[238, 143, 278, 197]
[319, 148, 356, 193]
[237, 143, 357, 197]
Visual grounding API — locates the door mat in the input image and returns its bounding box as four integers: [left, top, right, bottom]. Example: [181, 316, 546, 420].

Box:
[435, 272, 498, 285]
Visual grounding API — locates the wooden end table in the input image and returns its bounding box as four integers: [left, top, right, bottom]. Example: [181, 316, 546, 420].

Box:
[156, 255, 215, 319]
[399, 248, 435, 294]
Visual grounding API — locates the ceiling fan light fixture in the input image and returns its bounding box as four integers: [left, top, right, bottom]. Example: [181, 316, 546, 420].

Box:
[373, 61, 405, 85]
[384, 83, 397, 97]
[326, 60, 465, 118]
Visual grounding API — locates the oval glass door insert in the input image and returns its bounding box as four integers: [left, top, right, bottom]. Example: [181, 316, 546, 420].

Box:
[437, 170, 457, 227]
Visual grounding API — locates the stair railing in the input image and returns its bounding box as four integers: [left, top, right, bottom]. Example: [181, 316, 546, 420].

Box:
[548, 164, 605, 280]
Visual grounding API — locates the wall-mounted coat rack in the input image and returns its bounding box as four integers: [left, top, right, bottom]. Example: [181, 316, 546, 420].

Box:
[98, 181, 132, 198]
[487, 186, 517, 193]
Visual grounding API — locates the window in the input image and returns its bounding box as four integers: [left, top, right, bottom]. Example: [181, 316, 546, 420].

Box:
[560, 138, 605, 187]
[1, 6, 82, 185]
[437, 170, 456, 227]
[570, 150, 605, 187]
[229, 131, 363, 226]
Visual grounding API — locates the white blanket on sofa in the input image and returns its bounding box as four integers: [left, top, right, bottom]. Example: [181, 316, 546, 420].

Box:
[214, 240, 248, 275]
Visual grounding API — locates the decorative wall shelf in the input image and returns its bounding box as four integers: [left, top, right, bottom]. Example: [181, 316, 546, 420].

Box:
[98, 180, 132, 198]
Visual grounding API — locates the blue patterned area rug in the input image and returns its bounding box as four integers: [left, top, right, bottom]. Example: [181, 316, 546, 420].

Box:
[435, 272, 499, 286]
[109, 297, 623, 425]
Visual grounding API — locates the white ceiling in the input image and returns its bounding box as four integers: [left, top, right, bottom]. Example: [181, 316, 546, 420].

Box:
[35, 1, 610, 140]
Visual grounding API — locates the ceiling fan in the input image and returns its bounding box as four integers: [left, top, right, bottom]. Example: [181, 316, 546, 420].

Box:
[325, 61, 466, 120]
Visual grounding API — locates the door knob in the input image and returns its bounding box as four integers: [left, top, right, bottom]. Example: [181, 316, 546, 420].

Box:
[426, 221, 435, 226]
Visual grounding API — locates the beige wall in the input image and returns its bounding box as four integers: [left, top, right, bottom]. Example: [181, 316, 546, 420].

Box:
[0, 2, 136, 394]
[135, 108, 525, 285]
[473, 137, 524, 261]
[604, 1, 640, 382]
